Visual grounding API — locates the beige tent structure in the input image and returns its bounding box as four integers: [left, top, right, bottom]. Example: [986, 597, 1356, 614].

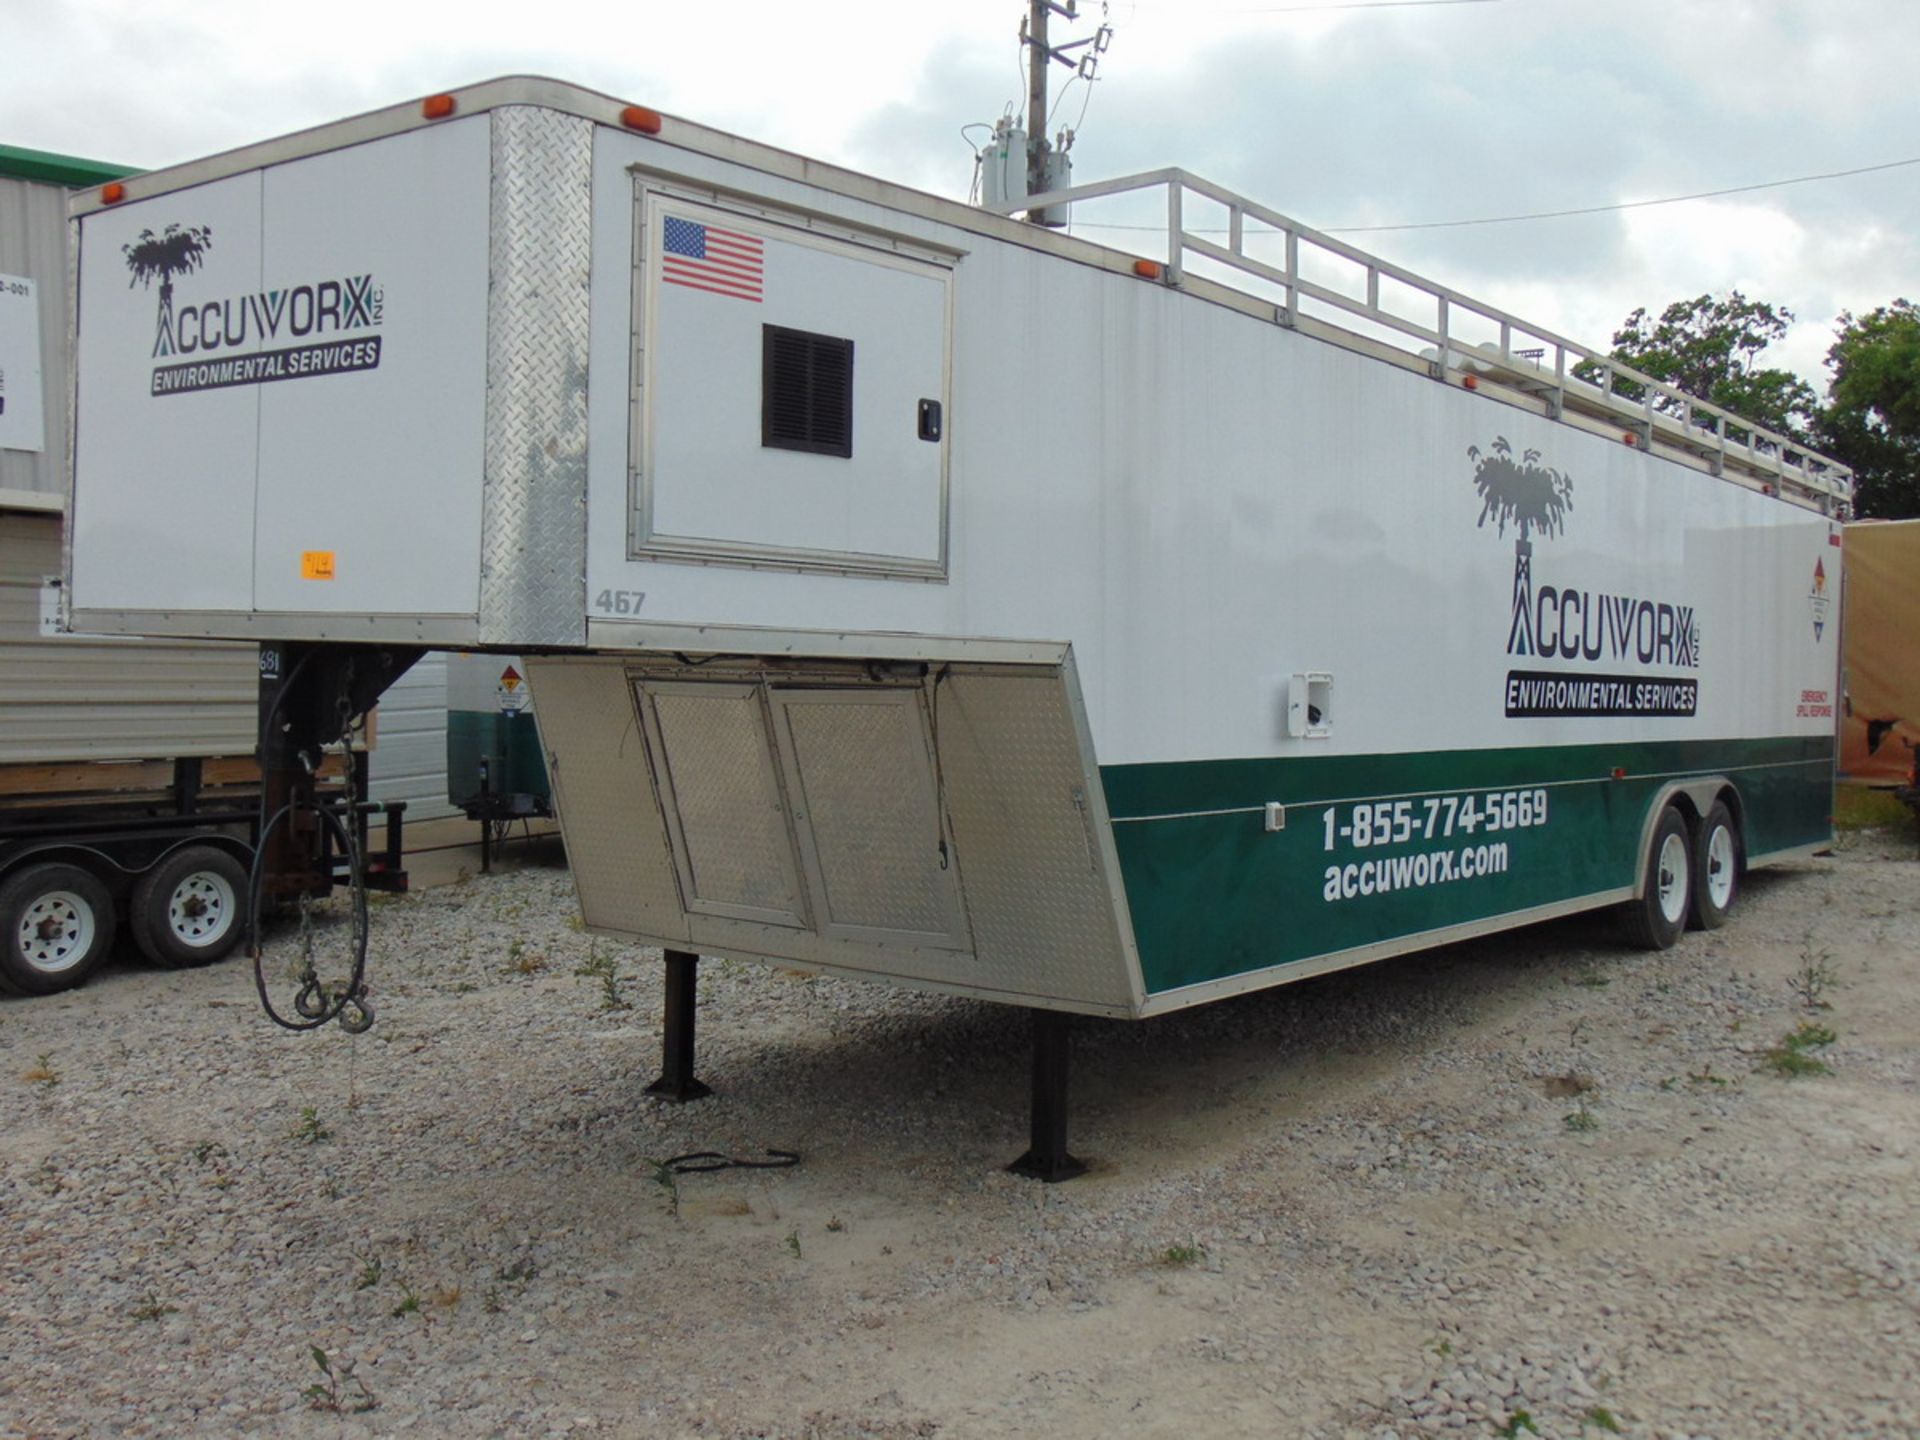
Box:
[1842, 519, 1920, 787]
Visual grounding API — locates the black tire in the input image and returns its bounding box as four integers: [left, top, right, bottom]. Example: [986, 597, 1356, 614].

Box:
[130, 845, 249, 969]
[1689, 800, 1741, 931]
[1620, 805, 1691, 951]
[0, 862, 117, 997]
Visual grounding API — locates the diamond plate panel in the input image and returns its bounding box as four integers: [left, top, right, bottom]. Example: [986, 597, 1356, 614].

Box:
[776, 692, 965, 943]
[479, 107, 592, 647]
[647, 684, 807, 924]
[520, 657, 688, 943]
[937, 671, 1134, 1008]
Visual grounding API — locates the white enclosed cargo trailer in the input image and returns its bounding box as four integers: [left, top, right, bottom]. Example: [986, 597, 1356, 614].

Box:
[65, 78, 1849, 1172]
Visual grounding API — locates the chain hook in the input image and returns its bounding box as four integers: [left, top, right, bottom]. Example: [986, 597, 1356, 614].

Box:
[293, 971, 328, 1019]
[336, 992, 375, 1034]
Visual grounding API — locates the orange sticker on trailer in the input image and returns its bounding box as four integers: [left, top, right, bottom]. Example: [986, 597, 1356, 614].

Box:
[301, 551, 336, 580]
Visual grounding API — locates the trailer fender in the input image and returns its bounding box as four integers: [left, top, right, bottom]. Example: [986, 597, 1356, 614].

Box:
[0, 843, 136, 893]
[142, 833, 255, 877]
[0, 833, 256, 890]
[1628, 777, 1738, 900]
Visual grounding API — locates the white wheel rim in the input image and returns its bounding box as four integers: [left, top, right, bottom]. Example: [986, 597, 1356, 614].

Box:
[17, 890, 97, 973]
[1656, 832, 1690, 925]
[1705, 825, 1735, 910]
[166, 870, 237, 948]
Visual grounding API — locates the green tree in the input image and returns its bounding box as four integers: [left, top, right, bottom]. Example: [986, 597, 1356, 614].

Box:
[1819, 301, 1920, 518]
[1590, 291, 1820, 442]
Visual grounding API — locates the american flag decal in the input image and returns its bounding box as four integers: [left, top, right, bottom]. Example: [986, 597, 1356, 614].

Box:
[661, 216, 765, 302]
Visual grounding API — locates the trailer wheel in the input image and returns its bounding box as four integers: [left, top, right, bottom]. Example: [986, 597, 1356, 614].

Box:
[130, 846, 249, 969]
[1689, 801, 1740, 930]
[1621, 805, 1691, 951]
[0, 862, 118, 996]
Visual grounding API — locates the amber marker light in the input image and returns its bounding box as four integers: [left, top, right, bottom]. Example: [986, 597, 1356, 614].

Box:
[620, 105, 664, 134]
[1133, 259, 1164, 280]
[100, 181, 126, 204]
[1461, 374, 1479, 391]
[421, 94, 457, 120]
[1622, 432, 1638, 446]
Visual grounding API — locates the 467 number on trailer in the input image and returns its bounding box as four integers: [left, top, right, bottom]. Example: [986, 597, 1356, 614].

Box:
[1323, 789, 1549, 852]
[593, 589, 647, 615]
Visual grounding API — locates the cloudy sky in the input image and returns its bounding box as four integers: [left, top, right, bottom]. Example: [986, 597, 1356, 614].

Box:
[6, 0, 1915, 387]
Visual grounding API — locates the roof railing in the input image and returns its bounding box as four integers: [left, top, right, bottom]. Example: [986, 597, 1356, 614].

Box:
[988, 168, 1852, 512]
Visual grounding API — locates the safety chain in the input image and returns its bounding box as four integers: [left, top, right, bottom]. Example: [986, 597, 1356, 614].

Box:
[248, 677, 376, 1035]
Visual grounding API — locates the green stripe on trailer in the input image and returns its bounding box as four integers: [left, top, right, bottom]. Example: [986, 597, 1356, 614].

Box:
[1103, 735, 1832, 995]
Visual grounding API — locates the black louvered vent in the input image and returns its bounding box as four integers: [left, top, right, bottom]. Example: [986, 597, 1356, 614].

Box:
[762, 325, 854, 458]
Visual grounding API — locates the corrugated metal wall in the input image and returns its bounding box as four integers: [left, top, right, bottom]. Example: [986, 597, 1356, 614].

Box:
[0, 510, 259, 762]
[0, 175, 68, 502]
[369, 652, 456, 820]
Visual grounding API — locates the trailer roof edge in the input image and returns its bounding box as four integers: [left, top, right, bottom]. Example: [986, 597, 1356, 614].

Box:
[0, 143, 137, 189]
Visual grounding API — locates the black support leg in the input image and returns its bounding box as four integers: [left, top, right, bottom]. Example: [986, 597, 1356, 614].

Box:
[1008, 1007, 1086, 1182]
[645, 949, 712, 1103]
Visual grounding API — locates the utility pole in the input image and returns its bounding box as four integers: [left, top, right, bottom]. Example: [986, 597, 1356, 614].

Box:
[1002, 1, 1108, 225]
[1027, 0, 1053, 202]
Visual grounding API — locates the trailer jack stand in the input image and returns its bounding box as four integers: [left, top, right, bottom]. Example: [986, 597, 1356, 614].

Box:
[1008, 1008, 1086, 1182]
[645, 949, 712, 1103]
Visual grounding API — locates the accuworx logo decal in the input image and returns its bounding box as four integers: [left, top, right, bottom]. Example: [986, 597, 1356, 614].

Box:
[123, 222, 384, 398]
[1469, 438, 1701, 719]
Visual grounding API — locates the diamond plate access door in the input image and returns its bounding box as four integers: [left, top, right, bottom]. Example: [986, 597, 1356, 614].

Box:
[769, 688, 970, 951]
[637, 681, 808, 928]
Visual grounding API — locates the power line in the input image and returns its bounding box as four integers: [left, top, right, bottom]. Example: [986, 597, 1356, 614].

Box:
[1065, 154, 1920, 236]
[1327, 154, 1920, 233]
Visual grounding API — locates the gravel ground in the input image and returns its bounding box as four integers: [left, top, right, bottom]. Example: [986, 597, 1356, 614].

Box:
[3, 830, 1917, 1439]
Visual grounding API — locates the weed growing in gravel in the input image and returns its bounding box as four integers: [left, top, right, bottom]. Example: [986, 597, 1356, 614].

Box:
[785, 1229, 803, 1259]
[389, 1280, 421, 1318]
[1584, 1405, 1623, 1434]
[1573, 969, 1612, 989]
[575, 943, 630, 1011]
[355, 1254, 383, 1291]
[1790, 947, 1839, 1010]
[483, 1285, 504, 1314]
[826, 1215, 845, 1233]
[649, 1161, 680, 1217]
[130, 1291, 177, 1323]
[303, 1345, 376, 1414]
[1497, 1412, 1540, 1438]
[1686, 1066, 1732, 1087]
[1160, 1242, 1204, 1266]
[1761, 1023, 1836, 1078]
[290, 1107, 332, 1144]
[431, 1284, 462, 1310]
[506, 939, 549, 975]
[1563, 1096, 1600, 1133]
[191, 1141, 227, 1165]
[24, 1052, 57, 1085]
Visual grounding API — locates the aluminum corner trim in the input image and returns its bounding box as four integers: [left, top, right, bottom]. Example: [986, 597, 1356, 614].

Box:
[478, 105, 592, 647]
